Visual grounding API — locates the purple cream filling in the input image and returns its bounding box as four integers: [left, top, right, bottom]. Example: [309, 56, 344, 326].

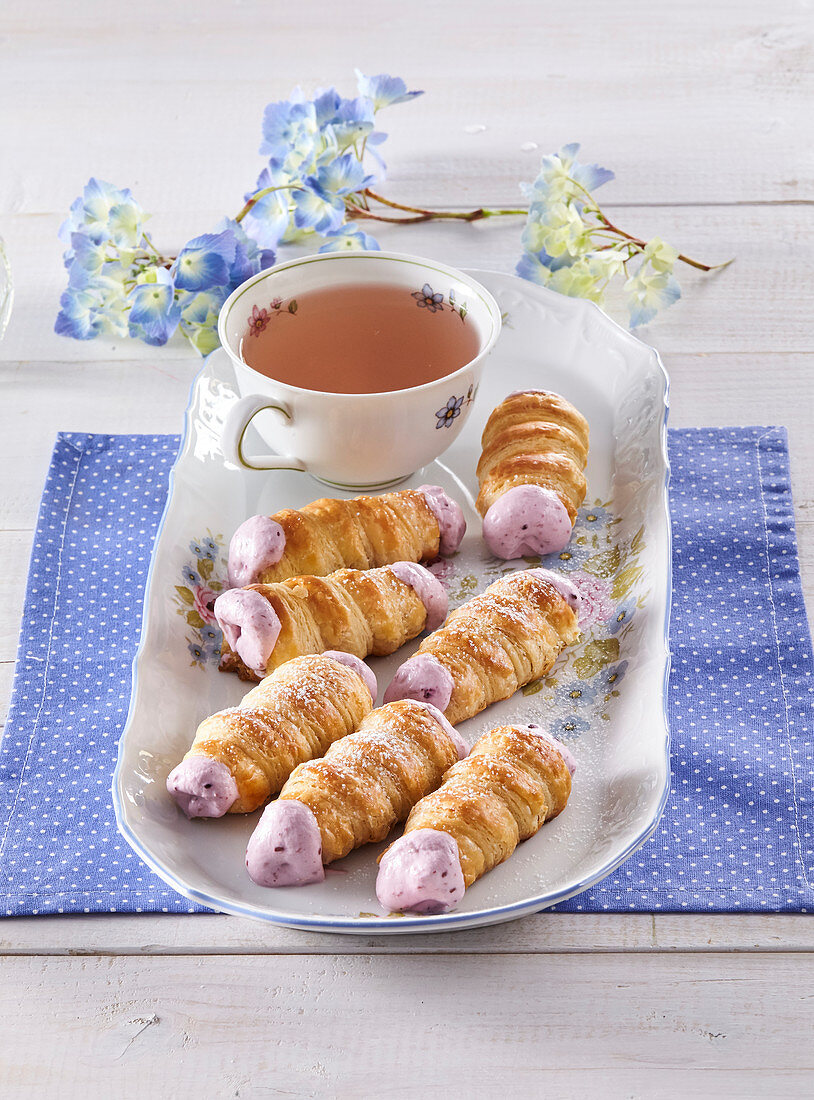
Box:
[214, 588, 282, 676]
[166, 756, 239, 818]
[322, 650, 377, 703]
[388, 562, 448, 632]
[525, 724, 577, 776]
[418, 484, 466, 555]
[227, 514, 286, 588]
[246, 799, 325, 887]
[411, 700, 469, 760]
[526, 567, 583, 621]
[376, 828, 465, 915]
[482, 484, 572, 559]
[383, 653, 454, 713]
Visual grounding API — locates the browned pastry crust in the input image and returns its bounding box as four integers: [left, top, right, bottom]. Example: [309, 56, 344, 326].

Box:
[392, 724, 572, 886]
[220, 565, 430, 681]
[475, 390, 590, 520]
[413, 570, 580, 725]
[255, 490, 442, 584]
[180, 655, 374, 813]
[279, 700, 461, 864]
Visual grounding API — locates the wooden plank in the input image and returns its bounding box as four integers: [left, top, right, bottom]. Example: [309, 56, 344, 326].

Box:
[1, 0, 811, 210]
[1, 952, 813, 1097]
[1, 205, 812, 370]
[2, 912, 814, 956]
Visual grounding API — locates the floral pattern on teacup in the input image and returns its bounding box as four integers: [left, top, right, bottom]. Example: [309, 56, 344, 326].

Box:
[434, 384, 478, 429]
[173, 530, 228, 669]
[412, 283, 469, 322]
[247, 297, 298, 336]
[435, 395, 464, 429]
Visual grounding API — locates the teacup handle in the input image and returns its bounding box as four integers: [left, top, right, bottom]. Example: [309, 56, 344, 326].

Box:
[222, 395, 307, 473]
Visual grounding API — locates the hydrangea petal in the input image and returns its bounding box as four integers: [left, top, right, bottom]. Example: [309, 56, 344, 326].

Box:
[318, 224, 381, 252]
[292, 184, 345, 233]
[354, 70, 424, 110]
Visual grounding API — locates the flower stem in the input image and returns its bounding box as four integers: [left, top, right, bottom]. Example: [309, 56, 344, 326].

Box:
[564, 177, 732, 271]
[594, 212, 732, 272]
[234, 184, 301, 224]
[362, 188, 526, 222]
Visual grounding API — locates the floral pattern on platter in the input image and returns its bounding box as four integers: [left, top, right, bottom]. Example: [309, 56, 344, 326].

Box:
[411, 283, 469, 322]
[246, 297, 298, 336]
[173, 531, 228, 669]
[438, 497, 650, 752]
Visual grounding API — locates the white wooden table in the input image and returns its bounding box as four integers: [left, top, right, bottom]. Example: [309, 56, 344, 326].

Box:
[2, 1, 813, 1094]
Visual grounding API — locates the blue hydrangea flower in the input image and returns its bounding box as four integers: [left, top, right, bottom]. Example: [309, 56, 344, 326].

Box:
[311, 153, 373, 197]
[354, 70, 423, 111]
[435, 395, 464, 429]
[523, 144, 614, 207]
[173, 231, 237, 292]
[178, 291, 224, 357]
[608, 599, 636, 634]
[211, 217, 276, 290]
[312, 87, 344, 128]
[292, 183, 345, 234]
[128, 267, 181, 346]
[624, 267, 681, 328]
[260, 98, 318, 161]
[59, 178, 140, 246]
[54, 285, 104, 340]
[556, 142, 615, 193]
[318, 224, 381, 252]
[67, 233, 107, 278]
[516, 251, 555, 286]
[322, 97, 376, 152]
[106, 200, 143, 249]
[201, 537, 219, 559]
[188, 641, 206, 662]
[240, 168, 292, 251]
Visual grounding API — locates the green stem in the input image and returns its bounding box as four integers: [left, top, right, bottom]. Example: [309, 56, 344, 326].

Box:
[594, 212, 732, 272]
[363, 188, 525, 221]
[234, 183, 302, 224]
[347, 205, 439, 225]
[141, 231, 163, 260]
[561, 177, 732, 272]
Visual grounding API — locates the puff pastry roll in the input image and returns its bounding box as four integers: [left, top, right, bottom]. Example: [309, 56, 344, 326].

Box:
[384, 568, 581, 725]
[166, 652, 376, 818]
[227, 485, 465, 588]
[476, 389, 589, 558]
[245, 699, 468, 887]
[377, 724, 575, 914]
[216, 560, 448, 682]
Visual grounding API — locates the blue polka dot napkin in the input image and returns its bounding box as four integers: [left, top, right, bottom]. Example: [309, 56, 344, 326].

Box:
[1, 428, 812, 916]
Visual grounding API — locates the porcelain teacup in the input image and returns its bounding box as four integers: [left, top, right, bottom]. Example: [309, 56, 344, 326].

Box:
[218, 251, 501, 490]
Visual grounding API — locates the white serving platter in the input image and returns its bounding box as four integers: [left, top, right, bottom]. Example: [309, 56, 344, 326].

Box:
[113, 269, 671, 934]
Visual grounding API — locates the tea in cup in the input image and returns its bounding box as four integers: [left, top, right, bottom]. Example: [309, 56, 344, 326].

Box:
[218, 251, 502, 490]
